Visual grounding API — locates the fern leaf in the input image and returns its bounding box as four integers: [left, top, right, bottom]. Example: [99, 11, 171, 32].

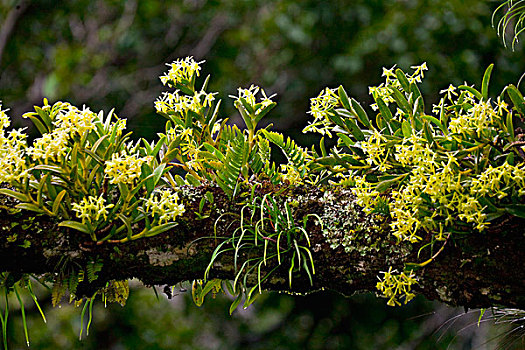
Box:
[216, 133, 248, 196]
[52, 281, 66, 307]
[261, 130, 310, 176]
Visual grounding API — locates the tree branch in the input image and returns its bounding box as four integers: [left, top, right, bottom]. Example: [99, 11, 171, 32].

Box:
[0, 183, 523, 309]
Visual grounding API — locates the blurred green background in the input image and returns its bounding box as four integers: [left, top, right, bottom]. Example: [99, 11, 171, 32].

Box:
[1, 0, 524, 348]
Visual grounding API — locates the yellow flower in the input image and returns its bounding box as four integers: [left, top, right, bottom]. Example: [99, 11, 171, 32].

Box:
[28, 129, 70, 162]
[54, 105, 97, 136]
[351, 175, 384, 213]
[0, 128, 28, 183]
[376, 267, 418, 306]
[155, 90, 217, 116]
[0, 104, 10, 130]
[72, 195, 114, 224]
[104, 152, 147, 184]
[160, 57, 203, 87]
[303, 88, 340, 136]
[145, 189, 185, 224]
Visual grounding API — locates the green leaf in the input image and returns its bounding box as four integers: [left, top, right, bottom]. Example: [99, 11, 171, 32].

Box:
[52, 190, 67, 216]
[261, 130, 308, 175]
[173, 175, 186, 186]
[458, 85, 482, 100]
[185, 173, 202, 186]
[337, 85, 351, 110]
[192, 281, 204, 307]
[118, 213, 133, 239]
[351, 99, 371, 128]
[412, 96, 424, 117]
[205, 191, 214, 204]
[239, 97, 255, 115]
[144, 222, 178, 238]
[337, 133, 354, 149]
[376, 115, 390, 135]
[118, 183, 129, 199]
[254, 101, 276, 124]
[505, 204, 525, 219]
[86, 164, 102, 192]
[343, 118, 365, 141]
[58, 221, 92, 234]
[422, 115, 447, 134]
[375, 97, 393, 122]
[319, 137, 327, 157]
[32, 164, 67, 175]
[395, 69, 410, 92]
[237, 101, 254, 130]
[375, 174, 406, 193]
[243, 288, 259, 309]
[151, 164, 167, 190]
[142, 139, 153, 154]
[203, 143, 226, 162]
[16, 203, 45, 213]
[34, 105, 53, 129]
[0, 189, 30, 202]
[390, 87, 411, 115]
[481, 64, 494, 100]
[423, 121, 434, 144]
[327, 110, 347, 129]
[151, 136, 166, 157]
[401, 120, 412, 138]
[201, 280, 222, 299]
[229, 293, 243, 315]
[37, 173, 50, 208]
[506, 110, 515, 140]
[506, 85, 525, 117]
[28, 115, 48, 136]
[204, 99, 222, 127]
[45, 174, 57, 199]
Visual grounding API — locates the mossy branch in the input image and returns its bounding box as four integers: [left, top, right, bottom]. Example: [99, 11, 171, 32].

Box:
[0, 184, 523, 310]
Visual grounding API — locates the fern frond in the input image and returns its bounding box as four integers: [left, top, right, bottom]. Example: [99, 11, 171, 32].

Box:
[216, 133, 248, 196]
[86, 260, 103, 283]
[51, 281, 67, 307]
[261, 130, 310, 176]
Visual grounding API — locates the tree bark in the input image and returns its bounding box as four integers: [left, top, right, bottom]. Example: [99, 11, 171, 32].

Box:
[0, 183, 523, 310]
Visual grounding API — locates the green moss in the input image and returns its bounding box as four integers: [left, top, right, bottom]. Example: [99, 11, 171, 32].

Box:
[318, 189, 386, 256]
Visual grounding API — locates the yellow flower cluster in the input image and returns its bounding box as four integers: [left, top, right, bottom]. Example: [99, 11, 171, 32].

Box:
[350, 176, 380, 213]
[154, 90, 216, 115]
[232, 85, 275, 114]
[303, 87, 339, 136]
[471, 162, 525, 198]
[25, 103, 98, 162]
[370, 63, 427, 112]
[361, 129, 393, 172]
[28, 131, 70, 162]
[145, 189, 185, 224]
[72, 195, 114, 225]
[54, 105, 97, 136]
[376, 267, 417, 306]
[104, 152, 148, 185]
[160, 56, 203, 87]
[448, 99, 498, 138]
[0, 105, 9, 130]
[394, 135, 435, 167]
[0, 106, 28, 183]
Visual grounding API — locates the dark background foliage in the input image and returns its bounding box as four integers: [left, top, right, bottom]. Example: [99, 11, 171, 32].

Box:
[0, 0, 524, 348]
